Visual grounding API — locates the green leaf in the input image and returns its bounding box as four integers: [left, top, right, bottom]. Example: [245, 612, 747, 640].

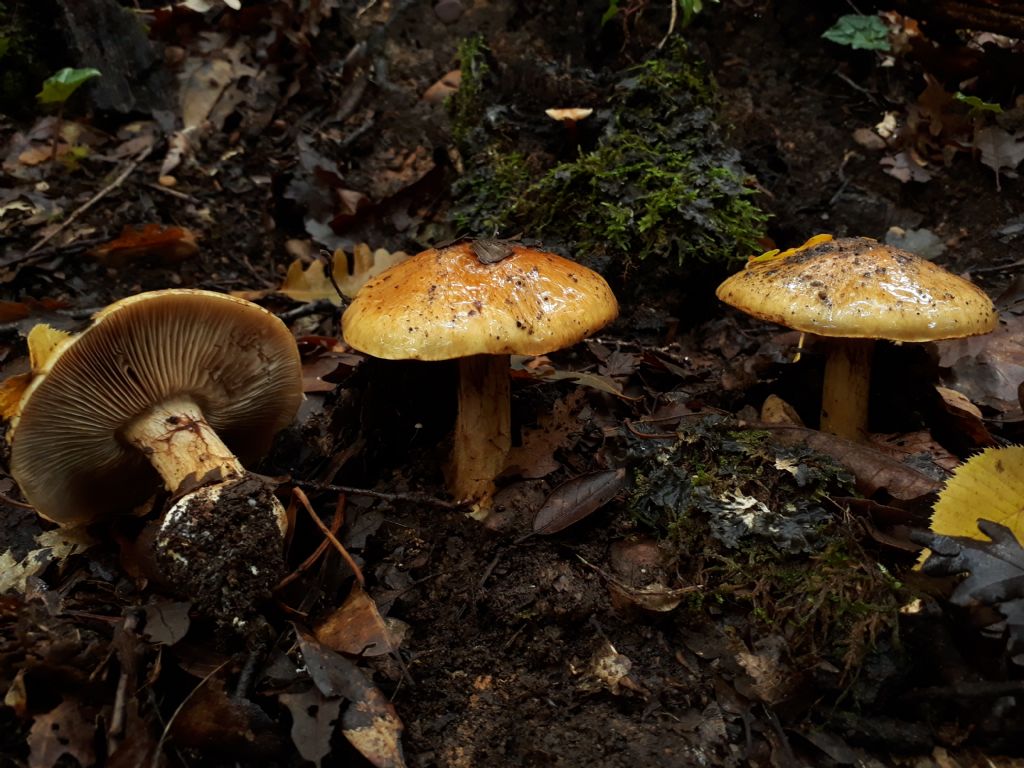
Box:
[821, 14, 891, 52]
[36, 67, 101, 106]
[601, 0, 620, 26]
[954, 92, 1003, 116]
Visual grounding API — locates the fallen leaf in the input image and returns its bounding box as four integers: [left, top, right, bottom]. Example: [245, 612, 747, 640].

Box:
[315, 583, 406, 657]
[505, 390, 585, 479]
[89, 224, 199, 267]
[767, 426, 941, 500]
[279, 688, 343, 768]
[141, 601, 191, 645]
[880, 151, 933, 183]
[926, 446, 1024, 554]
[295, 629, 407, 767]
[974, 125, 1024, 177]
[511, 356, 638, 399]
[533, 468, 625, 534]
[280, 244, 409, 304]
[171, 677, 282, 757]
[937, 311, 1024, 421]
[28, 700, 97, 768]
[914, 519, 1024, 663]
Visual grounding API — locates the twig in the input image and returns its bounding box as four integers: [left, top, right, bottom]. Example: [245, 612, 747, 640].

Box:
[974, 256, 1024, 274]
[658, 0, 679, 49]
[293, 478, 463, 509]
[152, 660, 230, 768]
[145, 182, 198, 202]
[26, 146, 153, 259]
[276, 298, 339, 323]
[275, 495, 345, 591]
[292, 486, 365, 586]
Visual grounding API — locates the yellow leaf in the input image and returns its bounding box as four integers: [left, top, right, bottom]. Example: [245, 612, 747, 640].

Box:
[922, 445, 1024, 563]
[278, 244, 410, 304]
[27, 323, 72, 373]
[0, 373, 30, 421]
[747, 233, 834, 265]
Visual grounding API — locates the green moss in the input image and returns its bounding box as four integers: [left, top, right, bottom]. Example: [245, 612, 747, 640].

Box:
[615, 416, 898, 676]
[449, 39, 768, 270]
[448, 34, 490, 151]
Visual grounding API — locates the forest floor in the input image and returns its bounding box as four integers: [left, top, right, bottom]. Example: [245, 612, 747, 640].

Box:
[1, 0, 1023, 766]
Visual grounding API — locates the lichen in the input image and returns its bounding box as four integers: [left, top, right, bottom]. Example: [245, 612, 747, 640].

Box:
[449, 38, 768, 271]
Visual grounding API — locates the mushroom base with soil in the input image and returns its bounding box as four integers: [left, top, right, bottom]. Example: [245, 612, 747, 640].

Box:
[448, 354, 512, 517]
[155, 474, 286, 639]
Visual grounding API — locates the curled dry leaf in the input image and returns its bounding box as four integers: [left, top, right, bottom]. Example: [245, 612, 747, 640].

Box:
[533, 468, 625, 534]
[315, 583, 407, 657]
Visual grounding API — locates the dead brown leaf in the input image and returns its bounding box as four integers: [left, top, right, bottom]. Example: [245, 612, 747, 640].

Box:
[315, 583, 406, 657]
[767, 425, 941, 500]
[28, 700, 97, 768]
[90, 224, 199, 266]
[505, 390, 585, 479]
[533, 468, 625, 534]
[295, 629, 407, 767]
[279, 688, 343, 768]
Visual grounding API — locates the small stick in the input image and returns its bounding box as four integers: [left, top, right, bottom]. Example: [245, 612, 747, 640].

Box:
[292, 486, 365, 586]
[293, 478, 463, 510]
[275, 495, 345, 591]
[26, 146, 153, 258]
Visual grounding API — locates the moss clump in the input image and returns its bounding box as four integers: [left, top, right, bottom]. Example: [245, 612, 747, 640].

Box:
[448, 34, 490, 150]
[449, 39, 768, 270]
[617, 416, 899, 678]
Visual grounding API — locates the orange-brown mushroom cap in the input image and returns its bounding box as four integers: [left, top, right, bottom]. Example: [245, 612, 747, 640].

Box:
[715, 236, 997, 341]
[10, 290, 303, 525]
[341, 242, 619, 360]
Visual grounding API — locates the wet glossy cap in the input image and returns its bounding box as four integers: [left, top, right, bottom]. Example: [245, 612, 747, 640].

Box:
[716, 235, 997, 341]
[10, 289, 303, 525]
[342, 241, 618, 360]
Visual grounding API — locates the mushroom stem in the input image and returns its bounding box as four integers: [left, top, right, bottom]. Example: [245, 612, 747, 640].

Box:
[449, 354, 511, 516]
[124, 395, 243, 493]
[820, 338, 875, 441]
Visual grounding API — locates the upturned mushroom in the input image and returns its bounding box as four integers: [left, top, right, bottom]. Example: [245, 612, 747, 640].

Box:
[716, 235, 997, 440]
[5, 289, 303, 621]
[342, 240, 618, 515]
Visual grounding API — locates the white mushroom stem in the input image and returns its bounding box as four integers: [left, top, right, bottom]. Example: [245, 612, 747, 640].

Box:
[123, 395, 243, 492]
[123, 396, 289, 535]
[820, 339, 875, 441]
[449, 354, 511, 517]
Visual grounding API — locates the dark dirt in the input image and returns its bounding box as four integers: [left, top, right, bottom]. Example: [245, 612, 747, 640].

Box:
[1, 0, 1022, 766]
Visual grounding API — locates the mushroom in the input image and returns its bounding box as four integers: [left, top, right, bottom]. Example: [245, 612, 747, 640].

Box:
[545, 107, 593, 154]
[715, 235, 998, 440]
[342, 240, 618, 515]
[7, 289, 303, 621]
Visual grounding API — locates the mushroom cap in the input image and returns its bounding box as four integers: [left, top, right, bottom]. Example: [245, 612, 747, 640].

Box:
[10, 289, 303, 525]
[716, 236, 998, 341]
[545, 107, 594, 122]
[342, 242, 619, 360]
